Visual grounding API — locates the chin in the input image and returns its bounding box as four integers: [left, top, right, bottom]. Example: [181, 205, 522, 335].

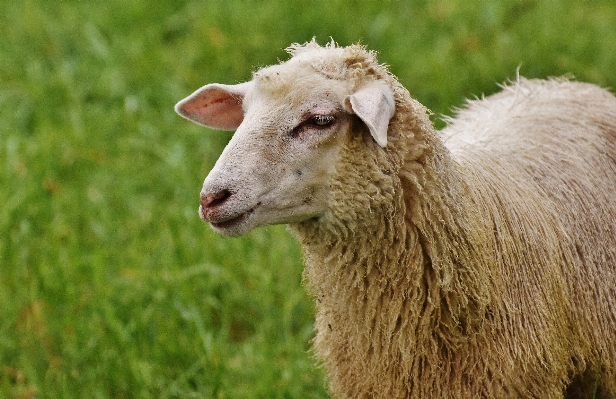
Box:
[209, 220, 256, 237]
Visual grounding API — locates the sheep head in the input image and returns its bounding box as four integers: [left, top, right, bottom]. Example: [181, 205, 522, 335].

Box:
[176, 43, 396, 236]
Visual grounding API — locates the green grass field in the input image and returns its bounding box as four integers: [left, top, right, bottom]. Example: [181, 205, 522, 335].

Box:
[1, 1, 615, 398]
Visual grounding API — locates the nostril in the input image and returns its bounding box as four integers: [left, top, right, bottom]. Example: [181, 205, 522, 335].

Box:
[201, 189, 232, 209]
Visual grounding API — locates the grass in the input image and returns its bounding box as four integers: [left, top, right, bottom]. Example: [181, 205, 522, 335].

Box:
[1, 1, 615, 398]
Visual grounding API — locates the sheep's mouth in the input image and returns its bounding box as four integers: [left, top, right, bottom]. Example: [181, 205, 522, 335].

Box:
[205, 203, 260, 230]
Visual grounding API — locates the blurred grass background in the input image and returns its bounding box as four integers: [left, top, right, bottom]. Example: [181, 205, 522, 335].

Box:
[1, 1, 615, 398]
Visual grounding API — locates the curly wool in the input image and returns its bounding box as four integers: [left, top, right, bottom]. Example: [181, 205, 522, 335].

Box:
[288, 42, 616, 398]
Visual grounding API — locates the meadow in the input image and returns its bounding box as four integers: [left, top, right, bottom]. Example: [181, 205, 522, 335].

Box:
[1, 1, 615, 398]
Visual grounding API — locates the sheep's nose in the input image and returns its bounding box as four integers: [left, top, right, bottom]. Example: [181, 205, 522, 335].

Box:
[200, 189, 231, 210]
[199, 189, 232, 221]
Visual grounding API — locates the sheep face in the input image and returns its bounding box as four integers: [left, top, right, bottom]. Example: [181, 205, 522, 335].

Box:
[176, 55, 395, 236]
[177, 69, 340, 237]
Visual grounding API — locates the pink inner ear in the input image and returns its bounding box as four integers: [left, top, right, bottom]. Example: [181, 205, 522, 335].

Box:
[177, 86, 246, 130]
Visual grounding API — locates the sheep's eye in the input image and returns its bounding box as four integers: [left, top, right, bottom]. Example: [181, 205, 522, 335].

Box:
[310, 115, 335, 127]
[290, 114, 336, 139]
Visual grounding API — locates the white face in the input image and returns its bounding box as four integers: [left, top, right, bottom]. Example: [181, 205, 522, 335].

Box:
[176, 52, 395, 237]
[198, 80, 351, 236]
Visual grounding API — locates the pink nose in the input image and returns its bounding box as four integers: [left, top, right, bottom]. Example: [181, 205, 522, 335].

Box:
[200, 190, 231, 211]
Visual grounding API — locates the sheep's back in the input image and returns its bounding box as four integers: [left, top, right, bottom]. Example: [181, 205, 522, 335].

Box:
[442, 78, 616, 389]
[442, 78, 616, 155]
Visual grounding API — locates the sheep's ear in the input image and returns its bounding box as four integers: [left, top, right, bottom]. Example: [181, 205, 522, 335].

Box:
[175, 82, 253, 130]
[344, 82, 395, 147]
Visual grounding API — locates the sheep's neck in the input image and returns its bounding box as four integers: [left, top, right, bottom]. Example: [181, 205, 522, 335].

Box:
[290, 130, 491, 396]
[293, 202, 425, 385]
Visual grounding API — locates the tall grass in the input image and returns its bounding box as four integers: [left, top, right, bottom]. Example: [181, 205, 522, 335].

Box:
[1, 1, 615, 397]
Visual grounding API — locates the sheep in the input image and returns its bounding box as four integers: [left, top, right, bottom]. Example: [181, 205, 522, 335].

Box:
[175, 40, 616, 398]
